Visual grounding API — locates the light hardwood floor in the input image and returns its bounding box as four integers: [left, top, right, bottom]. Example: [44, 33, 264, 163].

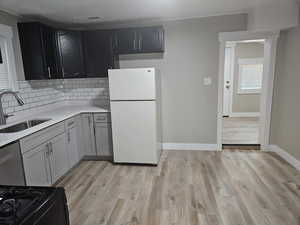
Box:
[57, 151, 300, 225]
[222, 117, 260, 145]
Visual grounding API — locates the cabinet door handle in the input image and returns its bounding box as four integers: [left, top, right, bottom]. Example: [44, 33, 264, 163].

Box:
[49, 142, 53, 154]
[46, 143, 50, 157]
[133, 39, 136, 50]
[88, 116, 91, 127]
[47, 67, 52, 79]
[67, 131, 71, 143]
[114, 36, 118, 49]
[139, 38, 142, 50]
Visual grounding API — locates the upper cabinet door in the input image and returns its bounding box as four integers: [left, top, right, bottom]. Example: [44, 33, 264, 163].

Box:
[138, 26, 164, 53]
[114, 27, 165, 54]
[115, 29, 138, 54]
[41, 25, 61, 79]
[83, 30, 119, 77]
[18, 22, 61, 80]
[58, 31, 85, 78]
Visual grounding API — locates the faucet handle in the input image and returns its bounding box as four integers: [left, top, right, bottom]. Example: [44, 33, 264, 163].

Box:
[4, 114, 14, 118]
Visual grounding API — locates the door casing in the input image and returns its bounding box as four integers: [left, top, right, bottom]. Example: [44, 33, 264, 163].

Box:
[217, 30, 280, 151]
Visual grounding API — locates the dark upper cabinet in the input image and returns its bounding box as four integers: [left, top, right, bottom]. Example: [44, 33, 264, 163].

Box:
[138, 26, 164, 53]
[18, 22, 61, 80]
[57, 31, 85, 79]
[83, 30, 119, 77]
[42, 26, 61, 78]
[18, 23, 164, 81]
[114, 26, 164, 54]
[114, 29, 138, 54]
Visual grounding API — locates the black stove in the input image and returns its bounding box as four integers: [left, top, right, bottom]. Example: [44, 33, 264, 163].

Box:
[0, 186, 70, 225]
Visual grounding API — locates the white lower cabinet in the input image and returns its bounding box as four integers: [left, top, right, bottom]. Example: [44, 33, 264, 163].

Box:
[22, 143, 51, 186]
[48, 133, 69, 184]
[21, 112, 112, 186]
[21, 122, 70, 186]
[66, 120, 80, 169]
[81, 114, 96, 156]
[95, 123, 113, 157]
[94, 113, 113, 159]
[22, 132, 68, 186]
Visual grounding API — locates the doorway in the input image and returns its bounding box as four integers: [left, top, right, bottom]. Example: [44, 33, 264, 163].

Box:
[217, 30, 280, 151]
[222, 40, 264, 148]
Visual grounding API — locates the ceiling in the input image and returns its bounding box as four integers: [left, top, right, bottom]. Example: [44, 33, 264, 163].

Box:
[0, 0, 296, 25]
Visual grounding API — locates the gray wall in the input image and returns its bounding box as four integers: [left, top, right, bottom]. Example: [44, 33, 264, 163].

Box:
[0, 10, 25, 81]
[270, 27, 300, 161]
[119, 14, 247, 144]
[232, 42, 263, 113]
[0, 11, 247, 144]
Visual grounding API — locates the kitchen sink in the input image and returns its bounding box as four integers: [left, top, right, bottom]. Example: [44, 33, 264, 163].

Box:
[0, 119, 51, 133]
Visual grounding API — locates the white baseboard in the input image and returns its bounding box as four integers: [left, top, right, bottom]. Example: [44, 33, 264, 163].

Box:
[229, 112, 260, 117]
[163, 143, 218, 151]
[268, 145, 300, 171]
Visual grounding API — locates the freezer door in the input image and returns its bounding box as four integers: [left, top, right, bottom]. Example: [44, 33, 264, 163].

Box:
[109, 68, 156, 100]
[110, 101, 158, 164]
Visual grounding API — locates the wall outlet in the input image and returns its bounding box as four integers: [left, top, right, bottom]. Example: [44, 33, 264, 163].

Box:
[204, 77, 212, 86]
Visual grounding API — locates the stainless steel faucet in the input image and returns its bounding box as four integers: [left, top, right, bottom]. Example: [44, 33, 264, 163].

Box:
[0, 91, 25, 125]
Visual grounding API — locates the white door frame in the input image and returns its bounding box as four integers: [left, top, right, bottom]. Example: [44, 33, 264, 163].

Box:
[0, 24, 18, 91]
[217, 30, 280, 151]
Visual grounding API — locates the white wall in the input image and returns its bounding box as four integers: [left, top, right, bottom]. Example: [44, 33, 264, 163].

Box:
[119, 14, 247, 144]
[248, 1, 299, 31]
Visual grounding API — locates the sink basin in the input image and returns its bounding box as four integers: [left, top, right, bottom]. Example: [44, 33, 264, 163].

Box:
[0, 119, 51, 133]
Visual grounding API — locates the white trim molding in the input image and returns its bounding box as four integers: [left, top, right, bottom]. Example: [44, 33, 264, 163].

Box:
[219, 30, 280, 43]
[163, 143, 218, 151]
[267, 145, 300, 171]
[217, 30, 280, 150]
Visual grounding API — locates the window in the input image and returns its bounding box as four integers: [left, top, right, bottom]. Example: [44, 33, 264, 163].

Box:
[238, 58, 263, 94]
[0, 37, 9, 90]
[0, 24, 18, 91]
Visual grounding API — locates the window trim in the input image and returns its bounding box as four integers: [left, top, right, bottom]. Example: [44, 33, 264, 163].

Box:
[237, 57, 264, 95]
[0, 24, 18, 91]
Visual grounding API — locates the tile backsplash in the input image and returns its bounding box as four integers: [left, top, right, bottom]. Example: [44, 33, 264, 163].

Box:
[2, 78, 109, 114]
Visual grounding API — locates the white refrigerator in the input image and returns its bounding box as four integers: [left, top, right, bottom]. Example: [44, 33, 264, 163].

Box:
[108, 68, 162, 165]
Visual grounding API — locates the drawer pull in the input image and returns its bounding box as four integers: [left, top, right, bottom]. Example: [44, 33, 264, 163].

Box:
[96, 116, 106, 120]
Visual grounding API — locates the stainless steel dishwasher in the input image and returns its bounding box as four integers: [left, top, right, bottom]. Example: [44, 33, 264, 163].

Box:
[0, 141, 25, 185]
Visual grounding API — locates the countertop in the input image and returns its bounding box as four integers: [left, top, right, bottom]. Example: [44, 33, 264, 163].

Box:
[0, 104, 108, 148]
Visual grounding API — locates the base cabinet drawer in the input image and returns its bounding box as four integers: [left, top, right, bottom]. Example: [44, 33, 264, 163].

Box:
[20, 122, 65, 154]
